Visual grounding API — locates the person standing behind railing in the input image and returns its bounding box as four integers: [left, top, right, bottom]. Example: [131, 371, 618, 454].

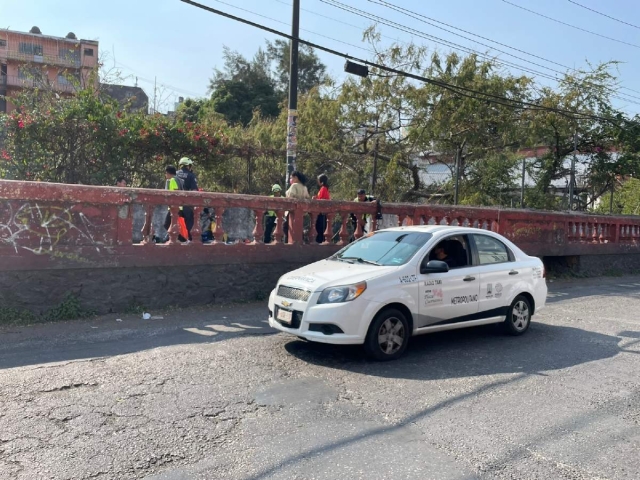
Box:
[162, 165, 189, 243]
[284, 171, 310, 243]
[176, 157, 198, 241]
[264, 184, 282, 243]
[313, 174, 330, 243]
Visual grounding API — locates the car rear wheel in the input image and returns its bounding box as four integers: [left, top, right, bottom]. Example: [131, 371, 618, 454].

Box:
[364, 308, 410, 361]
[503, 295, 532, 335]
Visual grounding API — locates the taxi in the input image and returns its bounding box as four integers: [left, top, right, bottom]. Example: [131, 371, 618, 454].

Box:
[268, 226, 547, 360]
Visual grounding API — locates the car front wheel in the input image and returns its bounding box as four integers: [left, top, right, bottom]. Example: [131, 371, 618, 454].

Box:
[503, 295, 532, 335]
[364, 308, 410, 361]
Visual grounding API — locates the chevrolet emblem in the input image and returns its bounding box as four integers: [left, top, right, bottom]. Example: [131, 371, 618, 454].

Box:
[281, 300, 292, 308]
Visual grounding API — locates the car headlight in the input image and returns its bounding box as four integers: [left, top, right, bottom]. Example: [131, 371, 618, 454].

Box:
[317, 282, 367, 304]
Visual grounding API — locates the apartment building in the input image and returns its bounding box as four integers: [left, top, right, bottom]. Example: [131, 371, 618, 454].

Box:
[0, 27, 99, 113]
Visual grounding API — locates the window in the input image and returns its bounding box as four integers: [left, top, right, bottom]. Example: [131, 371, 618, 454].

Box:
[333, 231, 433, 266]
[473, 235, 512, 265]
[19, 42, 43, 56]
[17, 67, 42, 82]
[57, 72, 79, 86]
[0, 39, 7, 47]
[59, 48, 80, 65]
[426, 235, 470, 269]
[84, 48, 94, 57]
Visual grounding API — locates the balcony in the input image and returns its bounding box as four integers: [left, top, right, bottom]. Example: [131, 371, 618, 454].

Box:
[4, 75, 78, 94]
[0, 49, 82, 69]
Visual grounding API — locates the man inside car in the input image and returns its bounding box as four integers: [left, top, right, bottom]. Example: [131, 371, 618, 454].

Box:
[431, 240, 459, 269]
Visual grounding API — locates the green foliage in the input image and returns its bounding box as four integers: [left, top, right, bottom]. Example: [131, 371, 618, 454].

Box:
[0, 294, 93, 326]
[266, 39, 328, 95]
[2, 38, 640, 210]
[44, 293, 95, 322]
[0, 307, 37, 326]
[460, 153, 520, 206]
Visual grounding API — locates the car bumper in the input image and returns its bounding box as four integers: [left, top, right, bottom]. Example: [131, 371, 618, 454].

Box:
[268, 291, 378, 345]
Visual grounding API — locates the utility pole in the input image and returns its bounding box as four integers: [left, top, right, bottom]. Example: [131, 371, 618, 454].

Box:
[568, 131, 577, 211]
[609, 181, 615, 214]
[520, 157, 526, 208]
[153, 76, 157, 114]
[371, 120, 379, 195]
[453, 147, 461, 205]
[285, 0, 300, 186]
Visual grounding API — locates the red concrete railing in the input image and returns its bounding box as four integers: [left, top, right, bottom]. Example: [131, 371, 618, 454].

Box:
[1, 180, 640, 271]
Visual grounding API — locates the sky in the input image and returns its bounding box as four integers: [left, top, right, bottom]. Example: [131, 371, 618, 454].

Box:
[2, 0, 640, 114]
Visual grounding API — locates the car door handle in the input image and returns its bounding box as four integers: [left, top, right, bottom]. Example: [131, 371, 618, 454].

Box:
[509, 270, 519, 275]
[463, 276, 476, 282]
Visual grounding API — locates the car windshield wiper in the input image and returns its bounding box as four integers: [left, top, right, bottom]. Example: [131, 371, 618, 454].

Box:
[339, 256, 381, 266]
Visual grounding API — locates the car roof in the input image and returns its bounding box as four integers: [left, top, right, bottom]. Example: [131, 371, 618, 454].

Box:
[378, 225, 485, 235]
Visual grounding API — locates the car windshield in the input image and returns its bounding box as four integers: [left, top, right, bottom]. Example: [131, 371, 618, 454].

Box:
[332, 231, 432, 266]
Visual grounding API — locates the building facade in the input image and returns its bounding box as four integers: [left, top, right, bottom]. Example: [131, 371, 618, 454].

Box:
[0, 27, 99, 113]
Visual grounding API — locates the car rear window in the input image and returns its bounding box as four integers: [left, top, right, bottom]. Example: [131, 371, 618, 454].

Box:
[333, 231, 433, 266]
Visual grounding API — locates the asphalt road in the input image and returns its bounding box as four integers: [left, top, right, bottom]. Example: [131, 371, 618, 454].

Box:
[0, 276, 639, 480]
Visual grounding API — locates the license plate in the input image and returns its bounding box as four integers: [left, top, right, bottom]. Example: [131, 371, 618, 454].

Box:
[277, 308, 293, 324]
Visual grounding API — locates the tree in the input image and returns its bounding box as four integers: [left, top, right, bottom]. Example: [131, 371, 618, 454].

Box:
[207, 42, 328, 125]
[522, 63, 639, 210]
[208, 46, 280, 125]
[266, 39, 328, 95]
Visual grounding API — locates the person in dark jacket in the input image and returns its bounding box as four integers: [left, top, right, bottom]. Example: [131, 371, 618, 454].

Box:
[176, 157, 198, 241]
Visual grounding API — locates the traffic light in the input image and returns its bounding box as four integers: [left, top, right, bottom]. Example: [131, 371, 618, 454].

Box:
[344, 60, 369, 78]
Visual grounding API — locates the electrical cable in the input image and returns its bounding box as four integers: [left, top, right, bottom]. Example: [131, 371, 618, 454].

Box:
[179, 0, 629, 124]
[210, 0, 375, 54]
[323, 0, 640, 107]
[370, 0, 640, 100]
[500, 0, 640, 49]
[567, 0, 640, 31]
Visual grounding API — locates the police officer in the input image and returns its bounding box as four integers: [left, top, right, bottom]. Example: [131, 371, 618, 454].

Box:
[176, 157, 198, 241]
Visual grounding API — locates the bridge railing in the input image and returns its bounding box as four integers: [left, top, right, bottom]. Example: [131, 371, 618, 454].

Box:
[1, 180, 640, 266]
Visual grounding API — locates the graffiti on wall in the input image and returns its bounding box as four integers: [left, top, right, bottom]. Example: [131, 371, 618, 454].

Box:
[0, 202, 111, 259]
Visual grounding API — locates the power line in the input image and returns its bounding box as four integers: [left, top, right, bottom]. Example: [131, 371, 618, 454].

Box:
[210, 0, 375, 54]
[112, 61, 207, 97]
[567, 0, 640, 31]
[322, 0, 640, 108]
[179, 0, 628, 124]
[320, 0, 564, 80]
[500, 0, 640, 49]
[370, 0, 640, 100]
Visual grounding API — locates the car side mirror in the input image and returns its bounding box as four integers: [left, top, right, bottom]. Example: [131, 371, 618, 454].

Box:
[420, 260, 449, 275]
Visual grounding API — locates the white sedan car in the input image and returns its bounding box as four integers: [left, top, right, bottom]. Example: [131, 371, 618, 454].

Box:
[268, 226, 547, 360]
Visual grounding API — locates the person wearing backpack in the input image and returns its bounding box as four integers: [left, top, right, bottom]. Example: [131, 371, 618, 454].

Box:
[163, 165, 189, 243]
[176, 157, 198, 241]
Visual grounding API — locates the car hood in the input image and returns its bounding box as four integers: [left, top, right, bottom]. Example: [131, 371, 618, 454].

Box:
[278, 259, 398, 292]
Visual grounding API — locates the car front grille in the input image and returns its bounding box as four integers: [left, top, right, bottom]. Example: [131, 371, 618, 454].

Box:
[277, 285, 311, 302]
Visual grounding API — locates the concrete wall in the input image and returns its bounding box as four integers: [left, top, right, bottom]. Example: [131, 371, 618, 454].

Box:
[3, 179, 640, 316]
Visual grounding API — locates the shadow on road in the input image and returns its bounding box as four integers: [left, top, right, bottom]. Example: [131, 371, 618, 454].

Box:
[284, 322, 629, 380]
[0, 306, 273, 370]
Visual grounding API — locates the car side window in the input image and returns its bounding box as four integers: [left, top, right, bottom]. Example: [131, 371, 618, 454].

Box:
[472, 234, 512, 265]
[423, 235, 470, 270]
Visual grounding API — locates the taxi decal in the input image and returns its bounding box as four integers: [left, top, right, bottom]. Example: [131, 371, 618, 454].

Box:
[399, 275, 417, 284]
[451, 294, 478, 305]
[424, 288, 443, 305]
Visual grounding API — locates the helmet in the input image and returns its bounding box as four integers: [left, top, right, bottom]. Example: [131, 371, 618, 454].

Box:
[272, 184, 282, 192]
[178, 157, 194, 166]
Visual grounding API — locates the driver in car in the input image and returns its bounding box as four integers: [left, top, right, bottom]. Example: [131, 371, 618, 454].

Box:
[431, 241, 458, 269]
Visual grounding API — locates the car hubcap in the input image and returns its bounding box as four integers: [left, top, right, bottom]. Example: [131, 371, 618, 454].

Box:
[511, 301, 530, 331]
[378, 317, 405, 355]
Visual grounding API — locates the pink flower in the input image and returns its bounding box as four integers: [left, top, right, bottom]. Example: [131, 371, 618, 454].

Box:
[1, 150, 10, 160]
[17, 120, 25, 129]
